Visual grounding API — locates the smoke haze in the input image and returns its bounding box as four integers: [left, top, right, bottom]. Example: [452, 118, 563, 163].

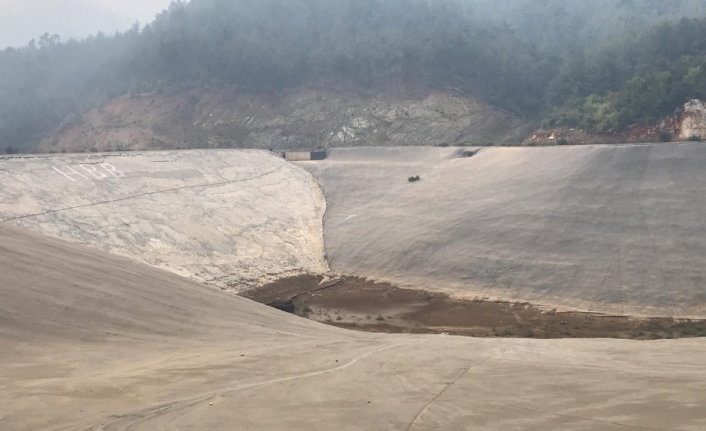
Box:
[0, 0, 172, 48]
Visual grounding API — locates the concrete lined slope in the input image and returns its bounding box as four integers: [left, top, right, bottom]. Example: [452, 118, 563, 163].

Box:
[0, 150, 327, 291]
[3, 224, 706, 431]
[301, 144, 706, 318]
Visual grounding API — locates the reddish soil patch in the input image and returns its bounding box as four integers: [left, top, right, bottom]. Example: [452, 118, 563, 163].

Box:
[242, 275, 706, 340]
[524, 123, 679, 146]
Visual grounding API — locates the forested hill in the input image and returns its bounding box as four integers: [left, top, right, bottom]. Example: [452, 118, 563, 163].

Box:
[2, 0, 706, 153]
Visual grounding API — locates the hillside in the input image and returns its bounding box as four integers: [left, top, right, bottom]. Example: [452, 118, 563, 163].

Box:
[4, 0, 706, 153]
[527, 99, 706, 145]
[39, 86, 528, 153]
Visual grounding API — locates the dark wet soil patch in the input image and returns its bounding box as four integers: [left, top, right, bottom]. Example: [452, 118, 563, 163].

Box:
[241, 275, 706, 340]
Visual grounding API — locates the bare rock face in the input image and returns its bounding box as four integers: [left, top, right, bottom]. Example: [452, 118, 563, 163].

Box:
[660, 99, 706, 140]
[676, 99, 706, 139]
[39, 86, 530, 153]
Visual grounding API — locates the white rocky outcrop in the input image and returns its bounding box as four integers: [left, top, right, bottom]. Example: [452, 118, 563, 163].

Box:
[678, 99, 706, 139]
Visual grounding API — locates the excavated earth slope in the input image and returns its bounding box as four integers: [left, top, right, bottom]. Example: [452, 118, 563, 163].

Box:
[0, 150, 327, 291]
[39, 87, 530, 153]
[300, 144, 706, 318]
[2, 223, 706, 430]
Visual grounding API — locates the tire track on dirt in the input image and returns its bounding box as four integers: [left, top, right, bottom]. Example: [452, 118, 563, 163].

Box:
[66, 342, 409, 431]
[404, 347, 509, 431]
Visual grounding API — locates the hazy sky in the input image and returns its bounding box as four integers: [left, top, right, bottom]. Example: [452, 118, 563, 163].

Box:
[0, 0, 174, 48]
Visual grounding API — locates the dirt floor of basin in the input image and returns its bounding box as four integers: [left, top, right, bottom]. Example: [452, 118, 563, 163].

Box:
[240, 275, 706, 340]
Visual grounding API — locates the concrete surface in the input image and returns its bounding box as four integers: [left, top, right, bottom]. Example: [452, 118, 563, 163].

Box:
[3, 144, 706, 318]
[301, 144, 706, 318]
[2, 223, 706, 431]
[0, 150, 327, 291]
